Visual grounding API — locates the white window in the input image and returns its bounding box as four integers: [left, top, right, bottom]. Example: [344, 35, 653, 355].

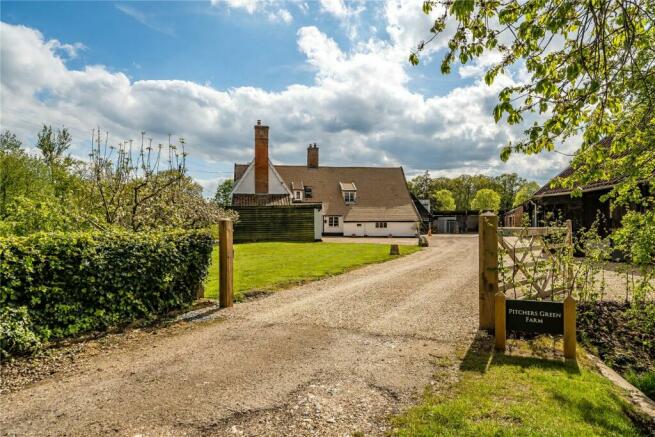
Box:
[328, 216, 339, 227]
[375, 222, 388, 228]
[343, 191, 356, 203]
[294, 190, 302, 200]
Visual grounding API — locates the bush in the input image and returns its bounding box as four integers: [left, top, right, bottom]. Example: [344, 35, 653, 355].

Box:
[0, 306, 41, 358]
[0, 230, 213, 342]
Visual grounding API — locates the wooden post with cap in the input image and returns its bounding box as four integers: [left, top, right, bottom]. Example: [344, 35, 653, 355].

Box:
[219, 219, 234, 308]
[479, 212, 499, 330]
[563, 295, 576, 360]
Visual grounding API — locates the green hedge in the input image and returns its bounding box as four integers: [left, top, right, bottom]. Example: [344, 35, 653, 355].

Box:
[0, 230, 213, 343]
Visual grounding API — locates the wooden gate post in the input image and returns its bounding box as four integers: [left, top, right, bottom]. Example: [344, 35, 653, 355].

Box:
[219, 219, 234, 308]
[563, 295, 577, 360]
[495, 292, 506, 351]
[479, 212, 499, 330]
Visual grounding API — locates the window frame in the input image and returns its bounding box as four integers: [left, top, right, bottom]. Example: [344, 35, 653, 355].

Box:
[375, 222, 388, 228]
[343, 191, 356, 203]
[327, 216, 340, 227]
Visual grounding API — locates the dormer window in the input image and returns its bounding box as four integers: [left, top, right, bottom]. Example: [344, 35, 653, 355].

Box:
[294, 190, 303, 201]
[339, 182, 357, 204]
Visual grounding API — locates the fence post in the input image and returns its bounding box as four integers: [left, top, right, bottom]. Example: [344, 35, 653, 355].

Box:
[563, 295, 576, 360]
[494, 292, 506, 351]
[565, 219, 574, 283]
[219, 219, 234, 308]
[479, 212, 499, 330]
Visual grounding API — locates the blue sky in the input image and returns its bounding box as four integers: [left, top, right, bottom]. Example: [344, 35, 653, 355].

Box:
[0, 1, 570, 195]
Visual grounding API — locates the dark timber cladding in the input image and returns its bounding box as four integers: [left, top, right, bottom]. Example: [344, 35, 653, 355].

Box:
[233, 205, 318, 242]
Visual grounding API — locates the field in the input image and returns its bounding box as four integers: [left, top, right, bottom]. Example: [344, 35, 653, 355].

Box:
[203, 241, 421, 300]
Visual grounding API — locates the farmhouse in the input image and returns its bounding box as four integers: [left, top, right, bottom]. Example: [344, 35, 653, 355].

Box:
[231, 121, 420, 239]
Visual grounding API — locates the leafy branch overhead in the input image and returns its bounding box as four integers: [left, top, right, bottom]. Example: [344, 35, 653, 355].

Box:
[411, 0, 655, 206]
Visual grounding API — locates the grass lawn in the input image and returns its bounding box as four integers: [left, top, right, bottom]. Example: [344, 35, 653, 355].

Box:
[203, 242, 421, 300]
[392, 335, 646, 436]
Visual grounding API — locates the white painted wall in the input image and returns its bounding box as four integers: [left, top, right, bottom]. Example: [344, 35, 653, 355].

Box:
[323, 215, 344, 234]
[232, 162, 289, 195]
[314, 209, 323, 241]
[342, 222, 417, 237]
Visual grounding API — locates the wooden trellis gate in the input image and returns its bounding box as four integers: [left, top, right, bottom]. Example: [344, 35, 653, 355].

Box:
[478, 212, 577, 359]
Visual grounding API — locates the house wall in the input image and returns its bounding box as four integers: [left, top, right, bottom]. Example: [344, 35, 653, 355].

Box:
[342, 221, 417, 237]
[322, 215, 344, 234]
[232, 163, 289, 195]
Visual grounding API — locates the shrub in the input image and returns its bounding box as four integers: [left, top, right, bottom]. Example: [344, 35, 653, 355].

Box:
[0, 306, 41, 358]
[0, 230, 213, 342]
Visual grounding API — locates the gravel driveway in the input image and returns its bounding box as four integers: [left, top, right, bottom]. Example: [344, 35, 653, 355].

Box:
[0, 235, 479, 436]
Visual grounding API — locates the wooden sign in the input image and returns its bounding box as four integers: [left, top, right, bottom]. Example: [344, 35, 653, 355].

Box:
[495, 293, 577, 360]
[506, 300, 563, 335]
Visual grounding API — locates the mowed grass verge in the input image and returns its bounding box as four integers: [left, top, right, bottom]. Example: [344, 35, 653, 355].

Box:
[203, 242, 421, 301]
[392, 336, 646, 437]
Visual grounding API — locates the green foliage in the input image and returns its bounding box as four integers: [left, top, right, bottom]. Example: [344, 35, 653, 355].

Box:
[470, 188, 501, 212]
[413, 0, 655, 208]
[626, 370, 655, 400]
[36, 125, 71, 167]
[513, 181, 541, 208]
[0, 306, 42, 358]
[0, 196, 80, 237]
[613, 210, 655, 266]
[433, 189, 456, 211]
[213, 179, 234, 207]
[0, 230, 213, 343]
[409, 172, 534, 212]
[0, 141, 54, 218]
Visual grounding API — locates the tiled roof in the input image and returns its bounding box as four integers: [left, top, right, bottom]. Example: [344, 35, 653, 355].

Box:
[235, 164, 420, 222]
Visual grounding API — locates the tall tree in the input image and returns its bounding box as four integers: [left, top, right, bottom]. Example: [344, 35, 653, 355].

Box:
[213, 179, 234, 207]
[411, 0, 655, 208]
[471, 188, 502, 213]
[513, 181, 541, 208]
[408, 170, 433, 199]
[433, 189, 456, 211]
[494, 173, 526, 212]
[36, 125, 72, 167]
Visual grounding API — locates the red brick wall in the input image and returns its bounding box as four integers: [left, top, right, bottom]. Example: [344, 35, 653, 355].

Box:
[254, 122, 269, 193]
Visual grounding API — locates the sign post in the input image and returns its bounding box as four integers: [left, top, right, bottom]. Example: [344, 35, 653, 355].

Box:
[494, 295, 577, 361]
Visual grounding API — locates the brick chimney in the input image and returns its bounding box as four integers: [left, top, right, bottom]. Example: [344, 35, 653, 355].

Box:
[254, 120, 269, 193]
[307, 143, 319, 168]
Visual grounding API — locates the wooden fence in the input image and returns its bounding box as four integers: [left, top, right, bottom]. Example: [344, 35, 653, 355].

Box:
[479, 212, 577, 359]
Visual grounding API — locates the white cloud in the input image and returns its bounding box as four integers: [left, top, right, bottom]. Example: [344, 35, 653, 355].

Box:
[115, 4, 175, 36]
[211, 0, 294, 24]
[268, 8, 293, 23]
[318, 0, 366, 40]
[0, 8, 568, 197]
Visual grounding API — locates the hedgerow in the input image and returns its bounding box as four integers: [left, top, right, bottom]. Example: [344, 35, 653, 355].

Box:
[0, 230, 213, 349]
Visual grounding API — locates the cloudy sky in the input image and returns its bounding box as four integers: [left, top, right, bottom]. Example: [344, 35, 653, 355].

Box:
[0, 0, 573, 195]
